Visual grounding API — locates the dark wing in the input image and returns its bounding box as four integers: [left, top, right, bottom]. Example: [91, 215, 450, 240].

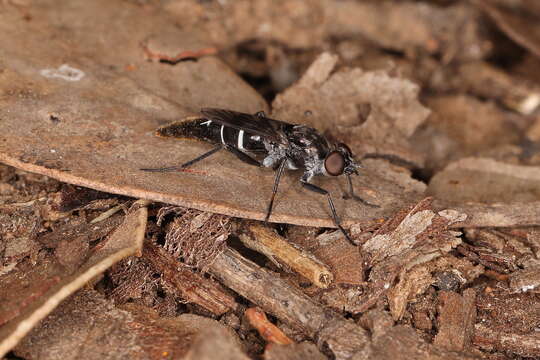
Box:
[201, 108, 290, 144]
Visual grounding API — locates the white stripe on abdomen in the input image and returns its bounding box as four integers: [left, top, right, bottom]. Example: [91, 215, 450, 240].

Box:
[220, 125, 225, 144]
[238, 130, 245, 150]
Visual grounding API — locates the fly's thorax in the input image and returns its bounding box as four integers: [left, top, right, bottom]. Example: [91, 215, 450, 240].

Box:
[262, 141, 288, 168]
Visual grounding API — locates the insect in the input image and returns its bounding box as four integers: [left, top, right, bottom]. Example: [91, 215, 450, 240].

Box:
[141, 108, 374, 242]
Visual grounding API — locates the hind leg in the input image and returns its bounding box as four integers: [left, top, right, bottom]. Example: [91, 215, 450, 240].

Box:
[140, 146, 222, 172]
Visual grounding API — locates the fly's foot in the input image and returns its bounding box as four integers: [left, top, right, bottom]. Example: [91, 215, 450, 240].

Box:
[342, 191, 380, 208]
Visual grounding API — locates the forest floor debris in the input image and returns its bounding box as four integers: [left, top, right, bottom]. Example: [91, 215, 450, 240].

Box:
[1, 0, 540, 359]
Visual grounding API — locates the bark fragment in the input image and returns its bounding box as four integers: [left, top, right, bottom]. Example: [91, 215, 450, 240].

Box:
[434, 289, 477, 352]
[143, 240, 237, 315]
[360, 198, 466, 319]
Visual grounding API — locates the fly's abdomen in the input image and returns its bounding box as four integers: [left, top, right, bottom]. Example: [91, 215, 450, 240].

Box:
[156, 116, 265, 153]
[220, 125, 265, 153]
[156, 116, 222, 144]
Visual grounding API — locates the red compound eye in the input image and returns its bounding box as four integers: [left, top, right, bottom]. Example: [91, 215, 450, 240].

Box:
[324, 151, 345, 176]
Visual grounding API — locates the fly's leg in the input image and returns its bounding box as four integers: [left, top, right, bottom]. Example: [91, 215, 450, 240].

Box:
[343, 174, 379, 207]
[264, 158, 287, 222]
[301, 179, 353, 243]
[226, 145, 263, 167]
[140, 146, 222, 172]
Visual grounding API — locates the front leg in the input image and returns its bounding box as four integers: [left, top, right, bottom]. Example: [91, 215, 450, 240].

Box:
[300, 178, 353, 243]
[343, 174, 379, 207]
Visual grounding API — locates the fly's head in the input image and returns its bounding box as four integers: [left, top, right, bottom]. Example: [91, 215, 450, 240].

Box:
[323, 143, 361, 177]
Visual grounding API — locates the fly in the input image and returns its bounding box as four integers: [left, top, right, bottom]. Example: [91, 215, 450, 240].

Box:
[141, 108, 376, 242]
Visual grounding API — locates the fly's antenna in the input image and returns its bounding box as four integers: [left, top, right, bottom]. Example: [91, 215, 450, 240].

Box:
[359, 153, 416, 169]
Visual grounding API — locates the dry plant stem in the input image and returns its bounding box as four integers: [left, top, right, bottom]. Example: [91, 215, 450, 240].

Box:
[143, 240, 236, 316]
[209, 248, 369, 357]
[239, 224, 334, 288]
[90, 203, 125, 224]
[245, 307, 293, 345]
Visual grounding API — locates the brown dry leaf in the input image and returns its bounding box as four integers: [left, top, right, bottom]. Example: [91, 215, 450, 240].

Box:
[412, 95, 523, 172]
[447, 201, 540, 228]
[0, 1, 427, 231]
[429, 157, 540, 204]
[327, 1, 489, 61]
[168, 1, 489, 60]
[458, 62, 540, 115]
[0, 205, 147, 357]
